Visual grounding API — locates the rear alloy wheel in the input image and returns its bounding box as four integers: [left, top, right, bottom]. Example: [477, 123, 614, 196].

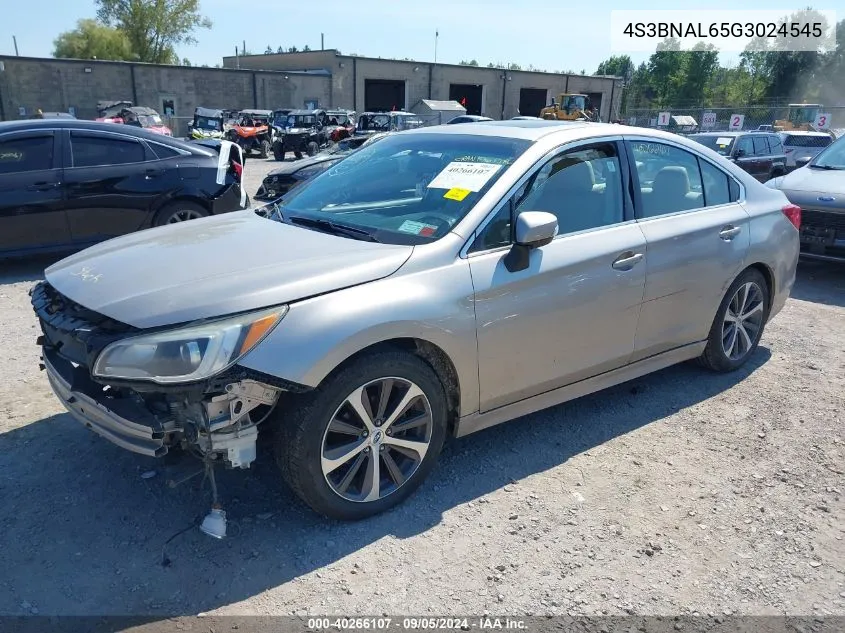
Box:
[153, 201, 208, 226]
[275, 352, 448, 519]
[699, 268, 769, 372]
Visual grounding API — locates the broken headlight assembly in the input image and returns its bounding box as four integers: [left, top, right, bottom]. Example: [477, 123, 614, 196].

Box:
[92, 306, 287, 384]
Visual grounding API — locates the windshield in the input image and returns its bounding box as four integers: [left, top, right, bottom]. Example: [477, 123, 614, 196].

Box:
[788, 106, 820, 125]
[811, 136, 845, 169]
[287, 115, 316, 127]
[358, 114, 391, 131]
[690, 134, 736, 156]
[395, 115, 423, 130]
[327, 114, 351, 125]
[194, 116, 221, 130]
[139, 115, 163, 127]
[272, 134, 530, 245]
[562, 96, 586, 111]
[240, 115, 269, 126]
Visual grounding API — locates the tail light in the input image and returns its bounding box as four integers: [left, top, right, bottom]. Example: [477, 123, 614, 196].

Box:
[782, 203, 801, 230]
[230, 160, 243, 181]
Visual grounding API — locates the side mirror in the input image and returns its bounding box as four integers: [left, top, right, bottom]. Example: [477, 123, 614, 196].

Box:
[795, 156, 812, 168]
[505, 211, 559, 273]
[734, 148, 746, 158]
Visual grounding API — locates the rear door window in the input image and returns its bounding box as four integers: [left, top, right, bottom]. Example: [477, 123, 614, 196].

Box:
[769, 136, 784, 154]
[70, 133, 146, 168]
[0, 134, 55, 174]
[752, 136, 770, 156]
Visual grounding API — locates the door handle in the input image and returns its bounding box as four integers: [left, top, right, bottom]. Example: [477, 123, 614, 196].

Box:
[612, 252, 644, 271]
[144, 169, 164, 179]
[719, 225, 742, 241]
[27, 182, 60, 191]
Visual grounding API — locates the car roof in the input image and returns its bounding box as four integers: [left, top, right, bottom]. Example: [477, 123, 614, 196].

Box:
[780, 130, 829, 136]
[289, 109, 322, 115]
[0, 119, 210, 151]
[240, 109, 272, 115]
[404, 119, 595, 141]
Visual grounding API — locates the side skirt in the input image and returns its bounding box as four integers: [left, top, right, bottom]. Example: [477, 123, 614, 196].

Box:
[454, 342, 706, 438]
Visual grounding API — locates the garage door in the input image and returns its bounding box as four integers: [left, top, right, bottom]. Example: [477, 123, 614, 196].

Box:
[365, 80, 406, 112]
[587, 92, 603, 117]
[518, 88, 547, 118]
[449, 84, 483, 116]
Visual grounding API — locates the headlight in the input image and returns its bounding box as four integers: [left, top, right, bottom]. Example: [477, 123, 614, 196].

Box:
[92, 306, 287, 384]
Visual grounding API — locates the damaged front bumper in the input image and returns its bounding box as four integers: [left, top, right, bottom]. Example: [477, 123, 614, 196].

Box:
[32, 280, 296, 469]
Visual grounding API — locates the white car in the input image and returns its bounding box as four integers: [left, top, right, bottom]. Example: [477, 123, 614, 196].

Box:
[779, 131, 833, 169]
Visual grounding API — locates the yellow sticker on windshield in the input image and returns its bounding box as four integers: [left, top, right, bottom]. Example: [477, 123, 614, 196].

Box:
[444, 187, 471, 201]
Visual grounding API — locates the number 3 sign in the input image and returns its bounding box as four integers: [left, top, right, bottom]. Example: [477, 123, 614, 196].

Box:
[729, 114, 744, 130]
[815, 113, 831, 129]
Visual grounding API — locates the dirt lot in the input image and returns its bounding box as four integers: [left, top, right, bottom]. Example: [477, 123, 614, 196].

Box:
[0, 163, 843, 619]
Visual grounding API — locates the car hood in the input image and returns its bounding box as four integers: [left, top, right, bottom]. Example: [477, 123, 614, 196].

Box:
[45, 211, 414, 329]
[266, 154, 343, 177]
[770, 166, 845, 196]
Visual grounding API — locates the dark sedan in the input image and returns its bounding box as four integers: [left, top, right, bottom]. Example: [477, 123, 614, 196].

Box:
[767, 135, 845, 262]
[0, 119, 247, 258]
[254, 134, 385, 201]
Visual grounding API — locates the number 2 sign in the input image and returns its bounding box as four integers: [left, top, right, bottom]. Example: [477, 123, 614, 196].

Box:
[729, 114, 745, 130]
[815, 113, 831, 129]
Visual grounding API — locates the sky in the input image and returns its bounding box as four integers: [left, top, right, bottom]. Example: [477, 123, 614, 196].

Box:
[0, 0, 838, 72]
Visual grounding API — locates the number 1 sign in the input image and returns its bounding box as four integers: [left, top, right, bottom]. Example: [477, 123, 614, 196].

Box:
[657, 112, 671, 126]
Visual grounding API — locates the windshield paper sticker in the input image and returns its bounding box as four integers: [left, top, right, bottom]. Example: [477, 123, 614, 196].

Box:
[427, 162, 502, 192]
[444, 188, 471, 202]
[716, 137, 733, 146]
[398, 220, 438, 236]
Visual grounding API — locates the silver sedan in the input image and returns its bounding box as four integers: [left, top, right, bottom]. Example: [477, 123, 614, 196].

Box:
[34, 121, 800, 525]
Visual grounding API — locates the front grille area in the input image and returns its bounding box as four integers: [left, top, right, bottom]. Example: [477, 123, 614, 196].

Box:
[30, 281, 136, 367]
[801, 208, 845, 233]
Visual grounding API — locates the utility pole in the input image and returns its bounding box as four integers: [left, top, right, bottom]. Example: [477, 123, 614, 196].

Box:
[434, 30, 439, 64]
[13, 36, 19, 56]
[235, 45, 239, 69]
[321, 33, 325, 50]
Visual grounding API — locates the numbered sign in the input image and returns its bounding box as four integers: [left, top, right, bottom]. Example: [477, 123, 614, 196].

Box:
[729, 114, 745, 130]
[657, 112, 671, 126]
[628, 116, 637, 126]
[702, 112, 717, 128]
[815, 112, 831, 130]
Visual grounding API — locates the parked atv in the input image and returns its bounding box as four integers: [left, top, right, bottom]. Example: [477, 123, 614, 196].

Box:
[96, 99, 133, 123]
[187, 107, 226, 141]
[227, 109, 275, 158]
[272, 109, 330, 160]
[325, 109, 356, 142]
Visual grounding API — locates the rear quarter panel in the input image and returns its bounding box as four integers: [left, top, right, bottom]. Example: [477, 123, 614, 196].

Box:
[742, 183, 800, 319]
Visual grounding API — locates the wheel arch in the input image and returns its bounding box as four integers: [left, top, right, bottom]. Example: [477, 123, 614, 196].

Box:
[746, 261, 775, 310]
[315, 337, 463, 437]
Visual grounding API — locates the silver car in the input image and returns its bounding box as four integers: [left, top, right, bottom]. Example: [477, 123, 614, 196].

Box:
[779, 131, 833, 170]
[33, 121, 799, 524]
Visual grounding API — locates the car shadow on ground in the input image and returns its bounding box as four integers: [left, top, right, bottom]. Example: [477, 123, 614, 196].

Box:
[0, 348, 770, 616]
[791, 259, 845, 307]
[0, 255, 60, 285]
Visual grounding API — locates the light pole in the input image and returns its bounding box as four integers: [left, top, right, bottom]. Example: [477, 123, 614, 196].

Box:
[434, 30, 439, 64]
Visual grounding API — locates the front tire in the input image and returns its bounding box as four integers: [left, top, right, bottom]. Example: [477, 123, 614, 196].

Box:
[272, 142, 285, 161]
[259, 139, 271, 159]
[699, 268, 769, 372]
[275, 352, 448, 520]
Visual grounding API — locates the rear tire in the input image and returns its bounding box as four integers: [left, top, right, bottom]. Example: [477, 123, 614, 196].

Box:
[259, 139, 271, 159]
[275, 351, 448, 520]
[272, 143, 285, 161]
[153, 201, 208, 226]
[306, 141, 319, 156]
[294, 150, 303, 160]
[698, 268, 770, 372]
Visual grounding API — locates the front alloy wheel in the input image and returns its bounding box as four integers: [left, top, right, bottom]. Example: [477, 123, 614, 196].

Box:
[321, 378, 433, 502]
[721, 282, 764, 361]
[275, 351, 448, 520]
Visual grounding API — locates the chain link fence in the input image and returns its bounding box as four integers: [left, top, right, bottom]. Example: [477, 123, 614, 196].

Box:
[622, 105, 845, 136]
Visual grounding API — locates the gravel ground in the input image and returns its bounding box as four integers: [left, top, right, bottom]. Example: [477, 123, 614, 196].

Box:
[0, 168, 843, 619]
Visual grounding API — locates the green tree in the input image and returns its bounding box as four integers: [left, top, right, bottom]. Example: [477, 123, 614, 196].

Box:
[287, 45, 299, 53]
[303, 44, 312, 52]
[53, 18, 134, 61]
[460, 59, 479, 66]
[96, 0, 212, 64]
[508, 62, 522, 70]
[596, 54, 633, 82]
